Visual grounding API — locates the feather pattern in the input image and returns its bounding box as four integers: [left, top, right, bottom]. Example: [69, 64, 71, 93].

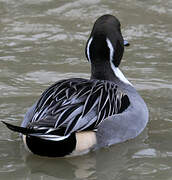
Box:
[29, 78, 130, 138]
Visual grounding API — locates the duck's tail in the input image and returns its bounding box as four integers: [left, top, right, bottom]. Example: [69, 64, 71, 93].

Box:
[2, 121, 77, 157]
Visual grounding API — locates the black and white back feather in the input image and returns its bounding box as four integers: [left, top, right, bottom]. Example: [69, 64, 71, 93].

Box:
[22, 78, 130, 139]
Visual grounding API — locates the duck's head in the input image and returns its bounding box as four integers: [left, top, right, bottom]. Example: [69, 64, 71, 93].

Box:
[85, 14, 130, 84]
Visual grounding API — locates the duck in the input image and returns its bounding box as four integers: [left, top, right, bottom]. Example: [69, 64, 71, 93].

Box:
[2, 14, 149, 157]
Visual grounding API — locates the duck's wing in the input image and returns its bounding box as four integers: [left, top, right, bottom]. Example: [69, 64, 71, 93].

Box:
[3, 78, 130, 139]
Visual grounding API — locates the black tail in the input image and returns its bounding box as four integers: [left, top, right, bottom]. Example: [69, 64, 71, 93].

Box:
[2, 121, 77, 157]
[2, 121, 35, 135]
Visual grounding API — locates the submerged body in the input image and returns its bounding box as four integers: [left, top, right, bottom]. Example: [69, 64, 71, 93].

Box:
[3, 15, 149, 157]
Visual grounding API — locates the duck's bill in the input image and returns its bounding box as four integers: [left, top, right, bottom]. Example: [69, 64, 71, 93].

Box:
[124, 40, 130, 46]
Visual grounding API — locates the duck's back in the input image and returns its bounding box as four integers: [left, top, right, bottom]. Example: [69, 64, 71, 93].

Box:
[29, 78, 130, 134]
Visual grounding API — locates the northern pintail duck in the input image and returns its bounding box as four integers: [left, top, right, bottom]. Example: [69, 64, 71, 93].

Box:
[3, 14, 149, 157]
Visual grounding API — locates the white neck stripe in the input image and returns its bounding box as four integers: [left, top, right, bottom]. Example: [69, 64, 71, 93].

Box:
[106, 38, 132, 86]
[106, 38, 114, 61]
[111, 63, 133, 86]
[86, 37, 93, 62]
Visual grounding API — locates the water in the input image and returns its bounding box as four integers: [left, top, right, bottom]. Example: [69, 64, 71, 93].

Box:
[0, 0, 172, 179]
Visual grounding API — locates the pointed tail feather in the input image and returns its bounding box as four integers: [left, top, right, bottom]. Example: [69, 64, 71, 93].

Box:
[1, 121, 34, 135]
